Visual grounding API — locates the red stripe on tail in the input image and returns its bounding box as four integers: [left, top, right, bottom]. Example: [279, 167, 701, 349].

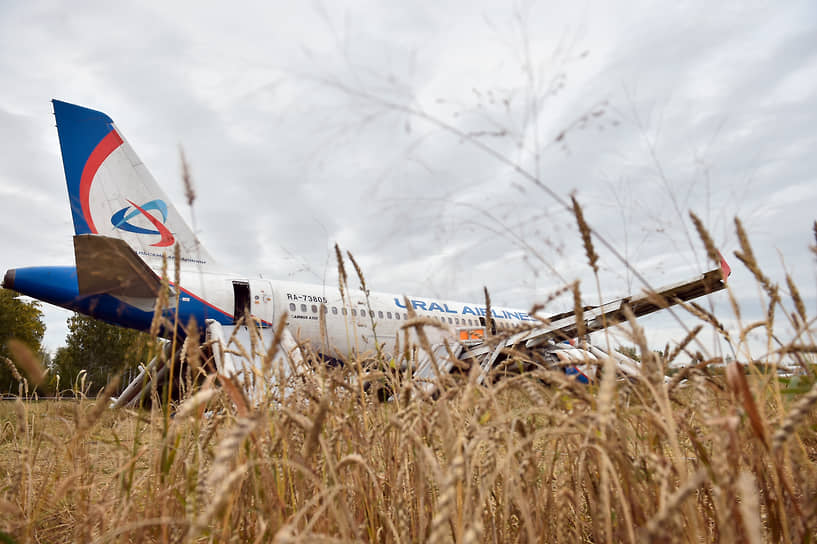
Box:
[79, 130, 124, 233]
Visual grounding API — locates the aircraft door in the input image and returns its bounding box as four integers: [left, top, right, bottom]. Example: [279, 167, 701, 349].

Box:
[479, 316, 496, 335]
[249, 279, 274, 325]
[232, 281, 251, 324]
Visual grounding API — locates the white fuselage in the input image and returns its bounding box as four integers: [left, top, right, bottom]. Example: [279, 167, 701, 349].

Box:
[175, 268, 540, 360]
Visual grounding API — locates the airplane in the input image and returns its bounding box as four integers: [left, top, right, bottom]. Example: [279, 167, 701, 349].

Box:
[2, 100, 730, 405]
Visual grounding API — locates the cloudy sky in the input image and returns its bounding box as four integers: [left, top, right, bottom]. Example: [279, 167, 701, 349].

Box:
[1, 1, 815, 360]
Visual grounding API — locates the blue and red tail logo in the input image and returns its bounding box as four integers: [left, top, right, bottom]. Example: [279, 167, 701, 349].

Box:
[111, 199, 176, 247]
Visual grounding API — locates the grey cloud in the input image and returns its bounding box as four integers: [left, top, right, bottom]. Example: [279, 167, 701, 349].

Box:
[0, 1, 814, 356]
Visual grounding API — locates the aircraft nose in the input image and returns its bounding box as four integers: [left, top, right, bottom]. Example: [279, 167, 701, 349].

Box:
[2, 269, 14, 290]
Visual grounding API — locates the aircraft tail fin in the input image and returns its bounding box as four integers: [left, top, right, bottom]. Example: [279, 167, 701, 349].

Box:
[52, 100, 214, 269]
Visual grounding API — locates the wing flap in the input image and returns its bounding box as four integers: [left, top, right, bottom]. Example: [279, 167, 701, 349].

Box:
[524, 266, 728, 345]
[462, 264, 729, 359]
[73, 234, 162, 297]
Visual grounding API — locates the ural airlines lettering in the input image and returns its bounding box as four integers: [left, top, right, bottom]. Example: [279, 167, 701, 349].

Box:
[393, 298, 538, 321]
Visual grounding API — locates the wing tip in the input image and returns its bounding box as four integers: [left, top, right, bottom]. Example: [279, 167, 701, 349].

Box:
[718, 251, 732, 283]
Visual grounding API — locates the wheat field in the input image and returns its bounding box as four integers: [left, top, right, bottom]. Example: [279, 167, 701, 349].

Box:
[1, 220, 816, 543]
[2, 344, 816, 542]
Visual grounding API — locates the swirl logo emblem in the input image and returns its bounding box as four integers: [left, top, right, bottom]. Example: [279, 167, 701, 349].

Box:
[110, 199, 176, 247]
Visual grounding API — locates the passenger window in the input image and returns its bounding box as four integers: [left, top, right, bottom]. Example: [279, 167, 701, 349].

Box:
[395, 313, 400, 320]
[332, 306, 338, 314]
[289, 303, 296, 311]
[404, 313, 408, 320]
[342, 308, 347, 315]
[300, 304, 307, 312]
[448, 317, 453, 324]
[352, 309, 357, 316]
[378, 311, 384, 318]
[387, 312, 392, 319]
[361, 310, 366, 317]
[311, 305, 317, 313]
[455, 318, 460, 325]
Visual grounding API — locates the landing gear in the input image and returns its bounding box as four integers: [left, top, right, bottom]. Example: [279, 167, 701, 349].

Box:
[111, 341, 215, 409]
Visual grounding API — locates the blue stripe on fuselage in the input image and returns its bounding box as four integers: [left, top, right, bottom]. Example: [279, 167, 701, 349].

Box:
[564, 366, 590, 384]
[10, 265, 154, 331]
[6, 266, 234, 338]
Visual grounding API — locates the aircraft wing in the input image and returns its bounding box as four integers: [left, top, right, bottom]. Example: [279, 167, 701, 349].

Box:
[73, 234, 162, 298]
[463, 262, 729, 358]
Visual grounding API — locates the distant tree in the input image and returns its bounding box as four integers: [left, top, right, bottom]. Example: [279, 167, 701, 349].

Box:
[616, 345, 640, 362]
[53, 314, 157, 394]
[616, 345, 669, 365]
[0, 288, 46, 392]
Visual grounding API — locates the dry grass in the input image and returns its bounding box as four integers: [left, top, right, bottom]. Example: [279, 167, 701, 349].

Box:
[1, 222, 816, 543]
[1, 355, 816, 542]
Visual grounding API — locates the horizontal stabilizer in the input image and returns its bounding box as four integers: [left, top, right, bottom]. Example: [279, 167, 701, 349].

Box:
[73, 234, 161, 297]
